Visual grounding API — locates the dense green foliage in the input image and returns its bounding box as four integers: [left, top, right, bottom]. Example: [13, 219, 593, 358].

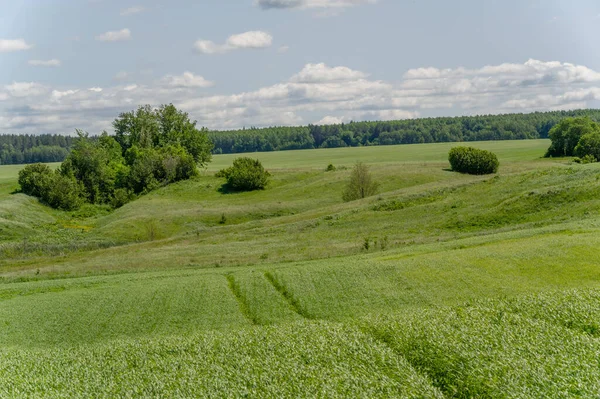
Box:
[18, 105, 211, 209]
[0, 134, 73, 165]
[18, 163, 83, 210]
[209, 109, 600, 154]
[575, 131, 600, 161]
[3, 110, 600, 165]
[342, 162, 379, 201]
[218, 157, 270, 191]
[113, 104, 213, 166]
[546, 117, 600, 157]
[448, 146, 499, 175]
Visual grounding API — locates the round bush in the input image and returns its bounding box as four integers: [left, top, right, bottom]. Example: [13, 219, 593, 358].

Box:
[220, 157, 270, 191]
[574, 131, 600, 161]
[448, 147, 499, 175]
[18, 163, 54, 198]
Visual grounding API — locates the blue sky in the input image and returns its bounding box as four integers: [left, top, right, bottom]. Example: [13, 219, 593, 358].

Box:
[1, 0, 600, 134]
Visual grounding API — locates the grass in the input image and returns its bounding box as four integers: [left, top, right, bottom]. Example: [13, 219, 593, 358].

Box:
[0, 322, 445, 398]
[364, 299, 600, 398]
[3, 138, 600, 396]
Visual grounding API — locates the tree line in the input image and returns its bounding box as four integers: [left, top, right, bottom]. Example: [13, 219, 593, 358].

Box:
[3, 109, 600, 165]
[0, 134, 75, 165]
[209, 109, 600, 153]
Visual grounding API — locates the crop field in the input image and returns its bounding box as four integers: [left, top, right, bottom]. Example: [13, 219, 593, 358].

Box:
[2, 138, 600, 397]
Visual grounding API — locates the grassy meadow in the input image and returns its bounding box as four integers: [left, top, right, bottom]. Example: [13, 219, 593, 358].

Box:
[3, 138, 600, 397]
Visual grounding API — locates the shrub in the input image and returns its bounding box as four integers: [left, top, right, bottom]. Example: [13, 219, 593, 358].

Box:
[43, 174, 84, 211]
[574, 131, 600, 161]
[18, 163, 54, 198]
[342, 162, 379, 202]
[546, 117, 600, 157]
[581, 154, 597, 164]
[326, 164, 336, 172]
[110, 188, 135, 209]
[219, 157, 270, 191]
[448, 147, 499, 175]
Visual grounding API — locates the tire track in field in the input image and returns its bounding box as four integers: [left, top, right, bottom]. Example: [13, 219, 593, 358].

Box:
[225, 274, 260, 326]
[361, 326, 448, 399]
[264, 272, 315, 320]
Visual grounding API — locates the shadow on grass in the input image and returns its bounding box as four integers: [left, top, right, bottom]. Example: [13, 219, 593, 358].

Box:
[218, 183, 266, 195]
[218, 183, 241, 195]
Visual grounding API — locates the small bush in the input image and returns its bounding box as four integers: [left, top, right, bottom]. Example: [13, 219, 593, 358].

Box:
[448, 147, 499, 175]
[581, 154, 597, 164]
[219, 157, 270, 191]
[18, 163, 53, 198]
[574, 131, 600, 161]
[110, 188, 135, 209]
[18, 164, 83, 210]
[326, 164, 336, 172]
[342, 162, 379, 202]
[43, 174, 84, 211]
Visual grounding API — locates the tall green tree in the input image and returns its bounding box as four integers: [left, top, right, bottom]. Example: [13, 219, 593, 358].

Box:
[18, 104, 210, 211]
[575, 131, 600, 161]
[113, 104, 213, 167]
[546, 117, 600, 157]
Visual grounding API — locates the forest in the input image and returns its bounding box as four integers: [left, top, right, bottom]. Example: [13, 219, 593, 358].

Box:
[0, 134, 74, 165]
[209, 109, 600, 154]
[2, 109, 600, 165]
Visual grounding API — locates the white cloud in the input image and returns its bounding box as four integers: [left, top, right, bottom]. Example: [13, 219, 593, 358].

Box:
[291, 63, 367, 83]
[3, 59, 600, 134]
[316, 115, 344, 125]
[362, 109, 419, 121]
[227, 31, 273, 49]
[0, 39, 33, 52]
[120, 6, 145, 16]
[161, 72, 214, 88]
[194, 31, 273, 54]
[257, 0, 376, 10]
[96, 28, 131, 42]
[28, 59, 61, 67]
[51, 89, 79, 100]
[5, 82, 48, 98]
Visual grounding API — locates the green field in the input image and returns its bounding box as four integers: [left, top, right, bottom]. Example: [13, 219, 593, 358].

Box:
[2, 139, 600, 397]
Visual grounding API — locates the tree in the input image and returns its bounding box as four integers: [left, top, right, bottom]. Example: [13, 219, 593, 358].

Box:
[43, 174, 84, 211]
[60, 131, 124, 204]
[17, 163, 83, 210]
[575, 131, 600, 161]
[18, 104, 210, 211]
[546, 117, 600, 157]
[342, 162, 379, 202]
[18, 163, 54, 198]
[218, 157, 270, 191]
[448, 147, 499, 175]
[113, 104, 213, 167]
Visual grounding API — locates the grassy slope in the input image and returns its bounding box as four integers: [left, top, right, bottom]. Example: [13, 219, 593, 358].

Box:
[3, 139, 600, 396]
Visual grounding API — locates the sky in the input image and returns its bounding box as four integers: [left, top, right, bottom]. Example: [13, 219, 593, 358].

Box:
[1, 0, 600, 135]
